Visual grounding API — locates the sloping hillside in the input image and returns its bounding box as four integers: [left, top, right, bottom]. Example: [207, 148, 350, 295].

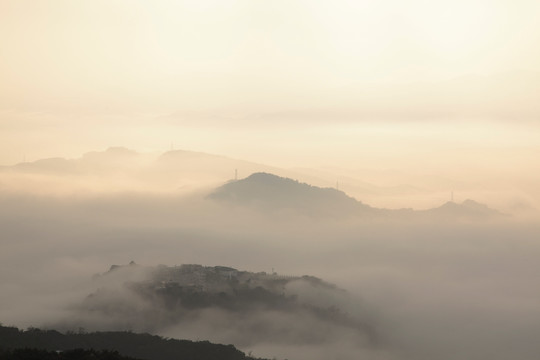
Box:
[0, 325, 264, 360]
[209, 172, 374, 217]
[62, 263, 377, 350]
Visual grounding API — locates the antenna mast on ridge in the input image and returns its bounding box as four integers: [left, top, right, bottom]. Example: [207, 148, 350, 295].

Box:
[235, 169, 238, 181]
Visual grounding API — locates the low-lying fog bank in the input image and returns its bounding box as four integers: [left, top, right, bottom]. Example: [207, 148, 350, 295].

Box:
[1, 192, 540, 360]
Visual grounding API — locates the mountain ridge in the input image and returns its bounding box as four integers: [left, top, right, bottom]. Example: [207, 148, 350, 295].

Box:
[209, 172, 504, 219]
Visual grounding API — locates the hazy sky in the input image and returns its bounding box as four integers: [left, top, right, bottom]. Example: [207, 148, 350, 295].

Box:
[1, 0, 540, 169]
[2, 4, 540, 358]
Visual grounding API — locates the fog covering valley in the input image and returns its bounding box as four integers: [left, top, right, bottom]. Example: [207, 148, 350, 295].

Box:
[1, 148, 540, 360]
[4, 1, 540, 359]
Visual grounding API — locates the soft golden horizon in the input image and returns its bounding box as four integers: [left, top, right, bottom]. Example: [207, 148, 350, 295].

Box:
[3, 3, 540, 359]
[1, 0, 540, 210]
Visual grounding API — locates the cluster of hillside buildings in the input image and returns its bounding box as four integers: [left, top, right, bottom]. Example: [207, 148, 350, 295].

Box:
[149, 264, 298, 292]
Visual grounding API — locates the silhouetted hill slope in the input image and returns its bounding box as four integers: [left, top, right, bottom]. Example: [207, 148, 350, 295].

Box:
[423, 199, 506, 219]
[209, 173, 505, 220]
[209, 172, 374, 216]
[1, 148, 291, 182]
[0, 348, 141, 360]
[0, 148, 321, 194]
[12, 157, 78, 174]
[0, 325, 265, 360]
[6, 147, 141, 175]
[149, 150, 287, 185]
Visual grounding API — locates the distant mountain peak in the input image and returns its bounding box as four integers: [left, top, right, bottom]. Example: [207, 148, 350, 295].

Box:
[83, 147, 139, 160]
[209, 172, 506, 220]
[209, 172, 372, 217]
[224, 172, 346, 195]
[427, 199, 505, 218]
[105, 146, 138, 155]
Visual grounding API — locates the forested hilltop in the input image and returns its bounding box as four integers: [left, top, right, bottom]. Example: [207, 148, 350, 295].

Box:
[71, 262, 376, 348]
[0, 348, 141, 360]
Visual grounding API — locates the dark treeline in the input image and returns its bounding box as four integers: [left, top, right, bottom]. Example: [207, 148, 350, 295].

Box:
[0, 348, 141, 360]
[0, 325, 269, 360]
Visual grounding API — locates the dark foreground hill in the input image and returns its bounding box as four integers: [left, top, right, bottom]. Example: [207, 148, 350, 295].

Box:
[0, 348, 141, 360]
[0, 325, 266, 360]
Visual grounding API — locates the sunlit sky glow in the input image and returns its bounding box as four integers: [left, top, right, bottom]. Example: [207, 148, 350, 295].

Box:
[4, 5, 540, 360]
[1, 0, 540, 172]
